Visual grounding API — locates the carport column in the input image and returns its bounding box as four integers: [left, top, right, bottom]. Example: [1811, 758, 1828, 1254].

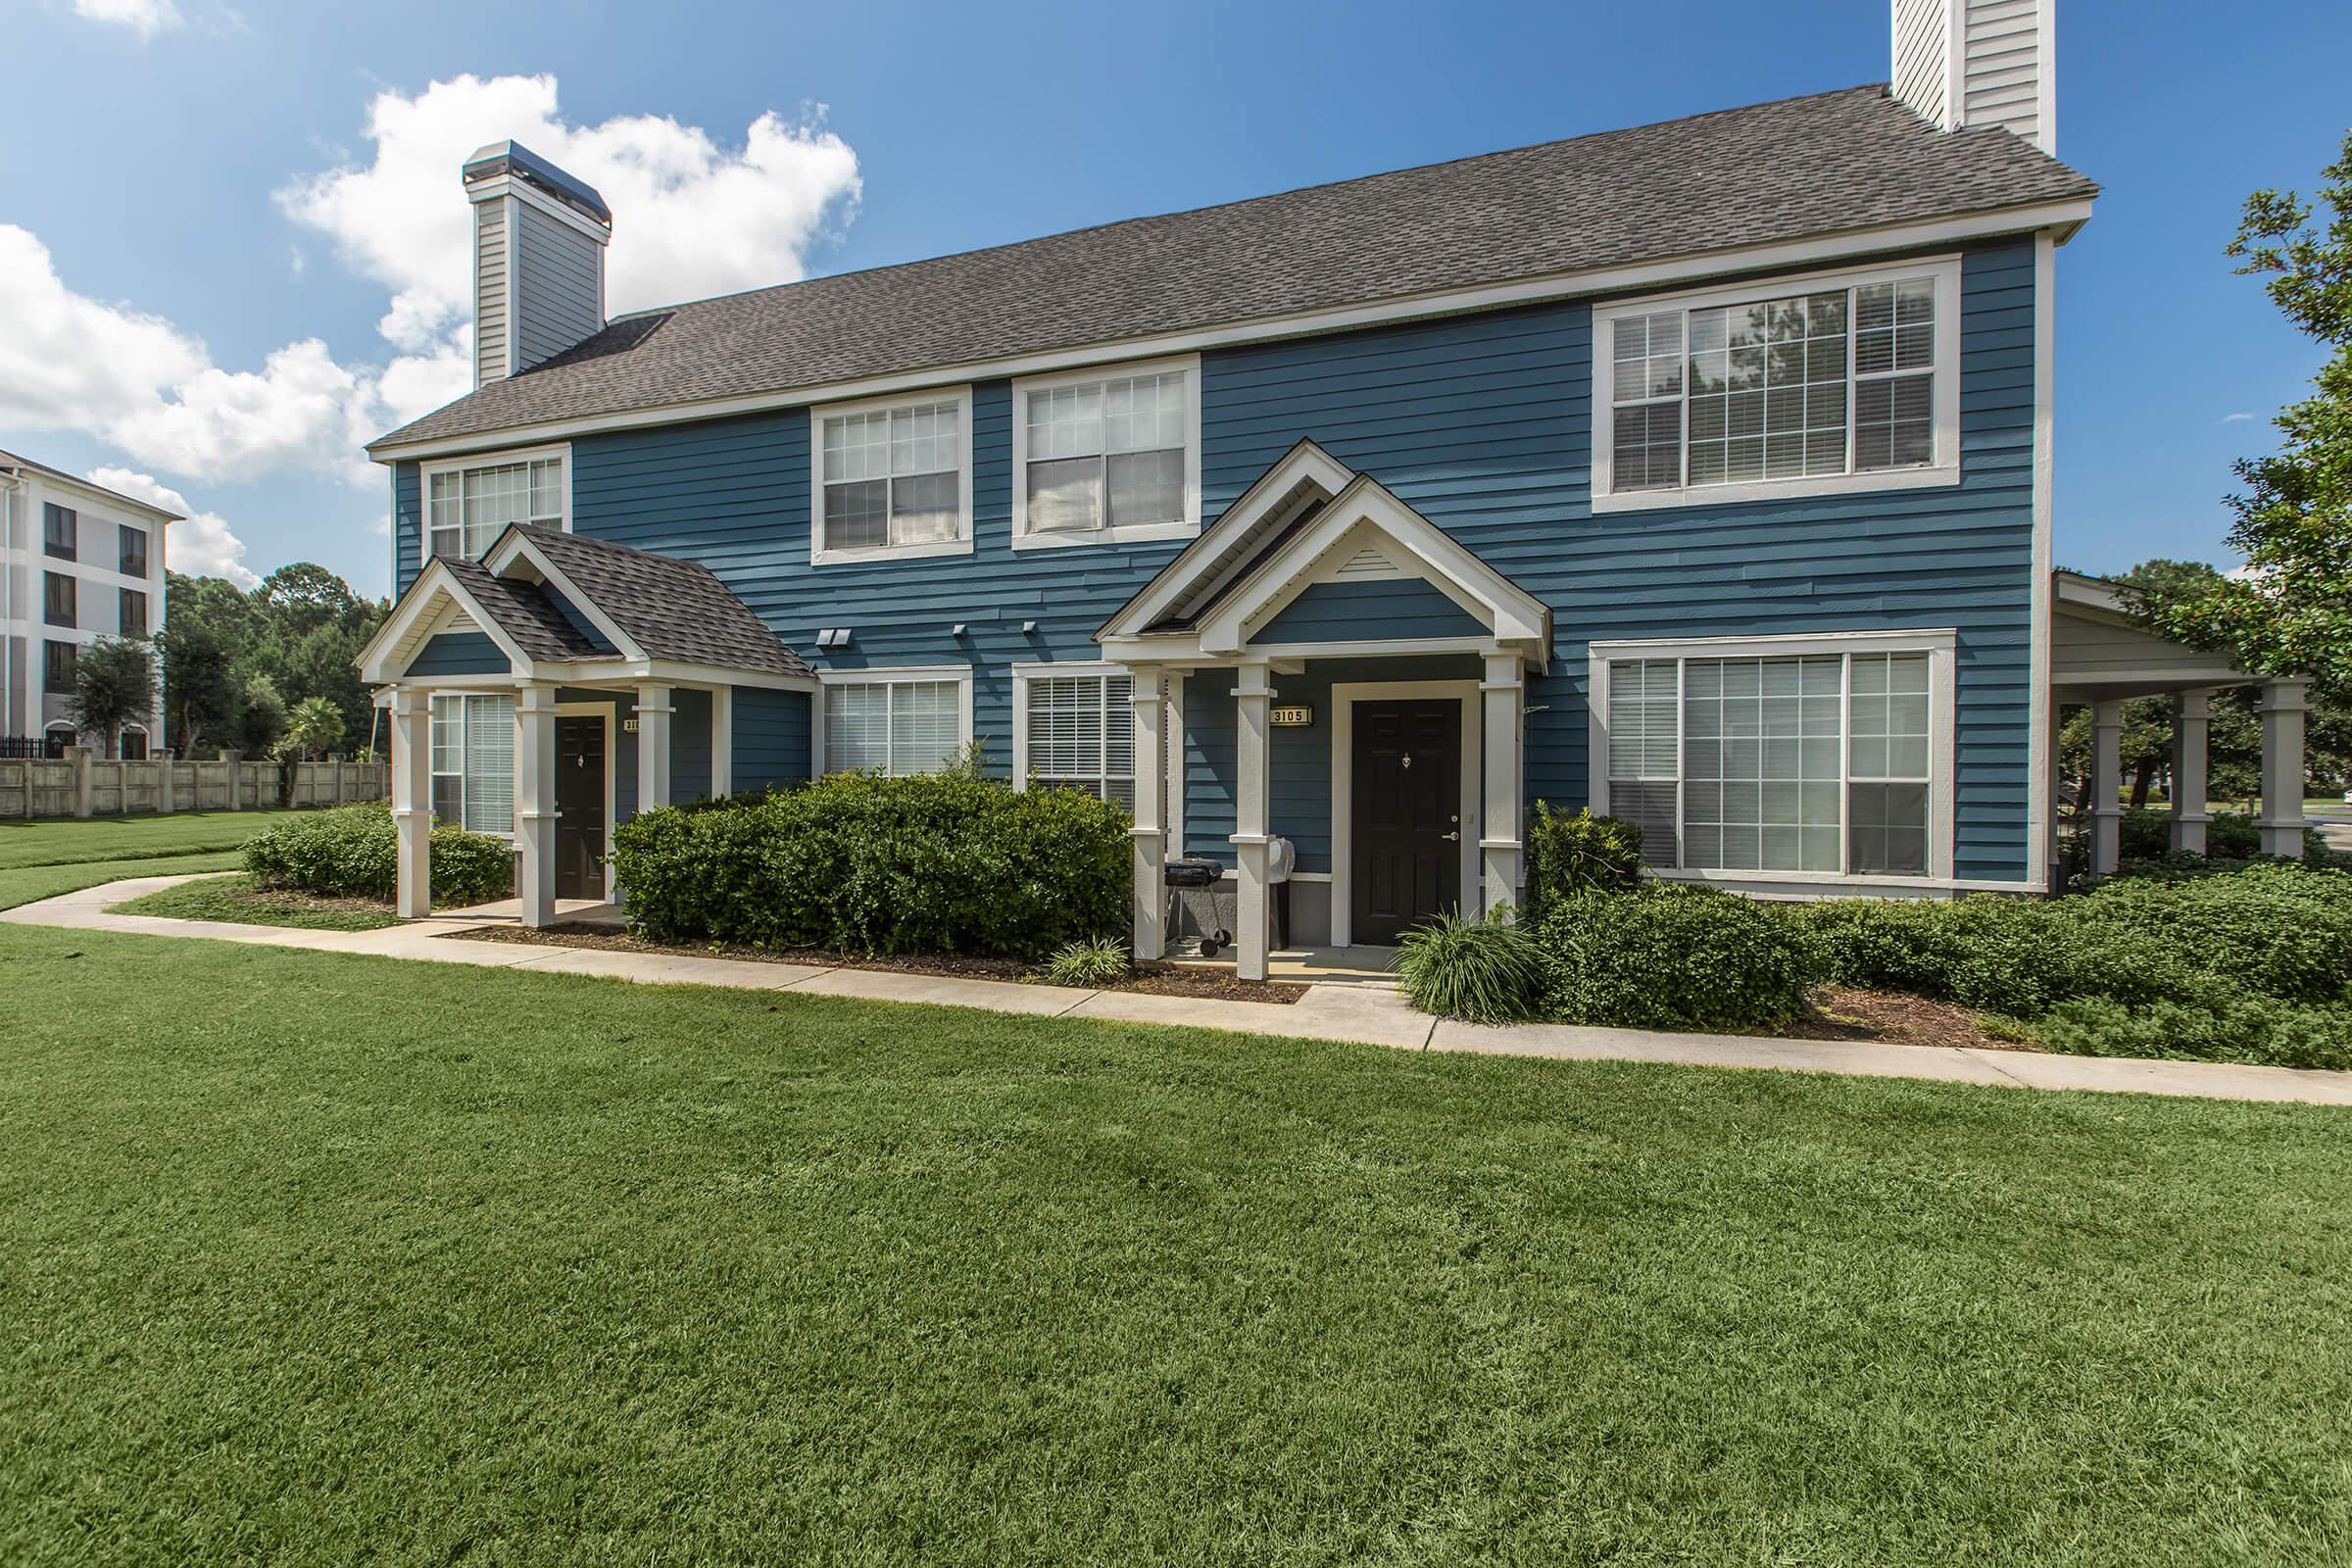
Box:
[391, 687, 433, 917]
[2258, 678, 2310, 858]
[2169, 689, 2211, 855]
[514, 685, 559, 928]
[1480, 652, 1524, 915]
[2088, 699, 2124, 876]
[1230, 660, 1274, 982]
[1128, 667, 1168, 961]
[636, 683, 673, 812]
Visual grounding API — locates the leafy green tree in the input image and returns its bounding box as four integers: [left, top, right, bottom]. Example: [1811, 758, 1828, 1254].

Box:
[2141, 131, 2352, 700]
[233, 673, 287, 758]
[67, 637, 157, 758]
[280, 695, 347, 760]
[156, 613, 237, 757]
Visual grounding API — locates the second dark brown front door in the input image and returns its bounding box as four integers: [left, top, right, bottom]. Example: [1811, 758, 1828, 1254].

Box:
[555, 715, 606, 901]
[1349, 699, 1461, 945]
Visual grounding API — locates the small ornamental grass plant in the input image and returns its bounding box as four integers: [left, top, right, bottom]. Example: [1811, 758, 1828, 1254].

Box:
[1038, 935, 1133, 988]
[1396, 907, 1549, 1024]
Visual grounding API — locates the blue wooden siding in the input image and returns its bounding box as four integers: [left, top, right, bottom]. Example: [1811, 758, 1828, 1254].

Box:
[389, 239, 2040, 884]
[404, 631, 507, 676]
[543, 586, 616, 652]
[1252, 577, 1487, 647]
[392, 462, 421, 594]
[672, 688, 713, 802]
[732, 687, 811, 792]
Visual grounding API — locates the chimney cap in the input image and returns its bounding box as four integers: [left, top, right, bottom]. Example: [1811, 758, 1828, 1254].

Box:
[463, 139, 612, 226]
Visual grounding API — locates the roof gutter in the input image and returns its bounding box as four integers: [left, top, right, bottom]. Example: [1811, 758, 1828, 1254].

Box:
[367, 194, 2098, 465]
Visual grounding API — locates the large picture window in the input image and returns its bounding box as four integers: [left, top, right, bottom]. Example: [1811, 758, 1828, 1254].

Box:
[427, 452, 566, 563]
[1594, 260, 1958, 509]
[823, 674, 969, 776]
[1012, 359, 1199, 547]
[430, 693, 515, 834]
[1599, 641, 1942, 879]
[813, 394, 969, 561]
[1017, 670, 1135, 807]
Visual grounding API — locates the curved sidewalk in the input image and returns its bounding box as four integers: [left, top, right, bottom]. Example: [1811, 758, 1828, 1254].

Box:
[8, 875, 2350, 1108]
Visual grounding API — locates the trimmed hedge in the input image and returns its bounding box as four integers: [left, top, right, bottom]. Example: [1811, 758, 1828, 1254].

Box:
[1523, 804, 1643, 911]
[611, 771, 1130, 957]
[1534, 886, 1816, 1034]
[242, 802, 512, 907]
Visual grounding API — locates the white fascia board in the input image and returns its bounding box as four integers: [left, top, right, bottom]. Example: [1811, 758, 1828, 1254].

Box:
[483, 529, 644, 662]
[466, 172, 612, 245]
[369, 199, 2097, 464]
[359, 562, 534, 683]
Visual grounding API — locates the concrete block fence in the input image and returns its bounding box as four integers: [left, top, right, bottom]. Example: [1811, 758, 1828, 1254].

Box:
[0, 750, 388, 820]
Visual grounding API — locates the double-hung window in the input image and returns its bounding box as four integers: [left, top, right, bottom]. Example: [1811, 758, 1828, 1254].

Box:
[43, 640, 76, 694]
[119, 524, 148, 576]
[44, 571, 75, 628]
[43, 503, 76, 562]
[429, 693, 515, 834]
[1013, 358, 1200, 547]
[812, 391, 971, 562]
[1597, 637, 1946, 880]
[1017, 669, 1136, 808]
[822, 672, 970, 776]
[120, 588, 148, 639]
[1595, 259, 1958, 509]
[426, 451, 566, 562]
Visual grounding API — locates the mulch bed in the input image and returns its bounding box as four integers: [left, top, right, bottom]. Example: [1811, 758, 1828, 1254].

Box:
[1786, 986, 2040, 1052]
[447, 923, 1309, 1004]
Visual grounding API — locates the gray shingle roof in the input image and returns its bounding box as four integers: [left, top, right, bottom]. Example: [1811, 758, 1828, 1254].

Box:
[442, 557, 604, 662]
[372, 86, 2095, 453]
[514, 525, 811, 676]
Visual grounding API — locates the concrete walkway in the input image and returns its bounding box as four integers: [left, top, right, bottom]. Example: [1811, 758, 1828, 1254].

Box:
[8, 874, 2351, 1108]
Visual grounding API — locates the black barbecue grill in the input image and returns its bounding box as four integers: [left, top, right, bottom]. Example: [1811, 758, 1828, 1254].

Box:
[1163, 858, 1234, 957]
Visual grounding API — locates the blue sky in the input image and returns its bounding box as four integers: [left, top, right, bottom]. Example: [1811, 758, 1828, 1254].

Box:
[4, 0, 2347, 595]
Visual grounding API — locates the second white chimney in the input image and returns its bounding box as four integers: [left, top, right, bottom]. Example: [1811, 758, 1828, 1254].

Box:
[1891, 0, 2055, 156]
[462, 141, 612, 387]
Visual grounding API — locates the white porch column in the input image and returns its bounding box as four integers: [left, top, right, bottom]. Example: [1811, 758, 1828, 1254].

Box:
[1128, 667, 1168, 961]
[1230, 660, 1273, 982]
[636, 683, 673, 812]
[2170, 689, 2211, 855]
[391, 687, 432, 917]
[2259, 678, 2310, 858]
[2089, 699, 2124, 877]
[514, 685, 559, 928]
[1480, 652, 1524, 914]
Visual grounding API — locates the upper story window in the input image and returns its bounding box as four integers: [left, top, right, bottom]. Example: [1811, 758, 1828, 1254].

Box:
[44, 571, 75, 628]
[811, 390, 972, 564]
[1592, 259, 1961, 513]
[425, 448, 567, 563]
[43, 503, 76, 562]
[822, 670, 971, 776]
[1011, 357, 1201, 550]
[120, 588, 149, 639]
[119, 524, 148, 576]
[1594, 633, 1951, 883]
[43, 639, 76, 694]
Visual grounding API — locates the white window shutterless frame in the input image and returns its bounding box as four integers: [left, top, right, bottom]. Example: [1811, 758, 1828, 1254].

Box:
[429, 692, 516, 835]
[1591, 257, 1963, 514]
[1010, 356, 1202, 550]
[1010, 664, 1139, 808]
[819, 668, 975, 776]
[808, 387, 976, 564]
[422, 445, 570, 563]
[1589, 630, 1958, 885]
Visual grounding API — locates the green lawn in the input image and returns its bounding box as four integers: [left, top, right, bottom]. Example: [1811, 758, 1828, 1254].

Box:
[2, 924, 2348, 1564]
[0, 850, 247, 910]
[0, 809, 297, 871]
[110, 871, 402, 931]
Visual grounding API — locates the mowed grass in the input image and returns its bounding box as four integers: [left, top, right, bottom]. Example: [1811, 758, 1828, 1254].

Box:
[110, 871, 401, 931]
[0, 850, 247, 910]
[0, 809, 296, 871]
[3, 924, 2350, 1566]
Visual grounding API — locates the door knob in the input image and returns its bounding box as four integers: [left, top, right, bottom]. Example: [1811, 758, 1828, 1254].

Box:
[1441, 831, 1459, 841]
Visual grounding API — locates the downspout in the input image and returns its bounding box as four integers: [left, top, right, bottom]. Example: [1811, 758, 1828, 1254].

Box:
[0, 464, 20, 743]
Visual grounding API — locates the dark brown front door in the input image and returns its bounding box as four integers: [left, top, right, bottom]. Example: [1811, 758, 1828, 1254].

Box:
[555, 715, 606, 901]
[1350, 699, 1461, 945]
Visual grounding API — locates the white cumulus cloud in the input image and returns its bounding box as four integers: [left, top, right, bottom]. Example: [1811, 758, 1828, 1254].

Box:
[88, 466, 260, 589]
[276, 74, 861, 353]
[72, 0, 181, 39]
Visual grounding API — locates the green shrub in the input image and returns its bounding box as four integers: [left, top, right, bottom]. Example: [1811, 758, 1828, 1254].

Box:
[2114, 806, 2334, 867]
[2074, 862, 2352, 1005]
[611, 771, 1129, 957]
[242, 801, 511, 907]
[1523, 803, 1642, 910]
[1038, 935, 1132, 988]
[2034, 995, 2352, 1072]
[1535, 886, 1816, 1033]
[1396, 907, 1549, 1024]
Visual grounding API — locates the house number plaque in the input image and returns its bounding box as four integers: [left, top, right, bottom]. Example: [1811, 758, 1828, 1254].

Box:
[1270, 705, 1313, 727]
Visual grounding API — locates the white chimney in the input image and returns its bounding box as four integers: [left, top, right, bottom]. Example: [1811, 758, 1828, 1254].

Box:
[1891, 0, 2055, 156]
[462, 141, 612, 387]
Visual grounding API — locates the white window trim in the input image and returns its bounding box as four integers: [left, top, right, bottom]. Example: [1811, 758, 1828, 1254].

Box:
[418, 442, 573, 563]
[1587, 629, 1959, 886]
[428, 689, 520, 841]
[1009, 354, 1202, 551]
[1010, 661, 1182, 810]
[1590, 257, 1964, 514]
[815, 665, 976, 776]
[808, 385, 977, 566]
